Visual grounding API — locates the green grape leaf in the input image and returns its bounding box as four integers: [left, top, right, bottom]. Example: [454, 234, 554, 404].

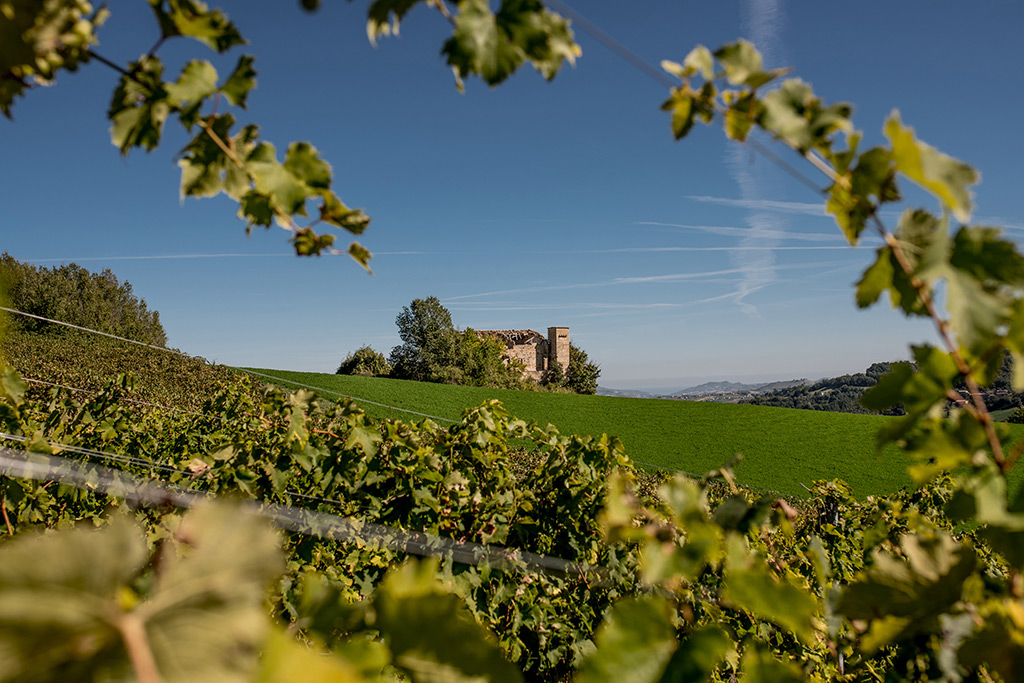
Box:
[1006, 300, 1024, 391]
[321, 194, 371, 234]
[738, 646, 804, 683]
[284, 142, 332, 191]
[178, 113, 236, 198]
[220, 54, 257, 108]
[683, 45, 714, 79]
[575, 596, 677, 683]
[959, 609, 1024, 683]
[0, 0, 107, 117]
[885, 111, 979, 223]
[107, 57, 170, 155]
[444, 0, 522, 87]
[760, 79, 852, 153]
[862, 346, 957, 419]
[366, 0, 422, 43]
[855, 246, 895, 308]
[827, 146, 898, 244]
[347, 242, 373, 270]
[0, 365, 27, 404]
[661, 90, 695, 140]
[443, 0, 579, 88]
[723, 542, 817, 644]
[291, 227, 336, 257]
[659, 626, 731, 682]
[165, 59, 218, 108]
[713, 40, 762, 85]
[0, 514, 147, 681]
[239, 190, 275, 227]
[837, 533, 976, 652]
[372, 560, 522, 683]
[722, 90, 760, 142]
[258, 627, 364, 682]
[496, 0, 580, 81]
[149, 0, 246, 53]
[345, 423, 382, 456]
[246, 142, 313, 217]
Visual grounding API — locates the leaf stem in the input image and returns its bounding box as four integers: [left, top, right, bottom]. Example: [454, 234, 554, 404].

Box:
[115, 612, 163, 683]
[878, 224, 1007, 470]
[1, 498, 13, 535]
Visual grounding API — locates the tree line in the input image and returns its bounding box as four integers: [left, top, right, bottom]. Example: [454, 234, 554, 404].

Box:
[337, 296, 601, 394]
[0, 253, 167, 347]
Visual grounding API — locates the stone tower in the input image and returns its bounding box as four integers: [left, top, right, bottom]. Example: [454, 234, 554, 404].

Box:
[547, 326, 570, 371]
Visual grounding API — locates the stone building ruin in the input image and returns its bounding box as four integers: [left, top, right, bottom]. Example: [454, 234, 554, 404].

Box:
[475, 326, 569, 381]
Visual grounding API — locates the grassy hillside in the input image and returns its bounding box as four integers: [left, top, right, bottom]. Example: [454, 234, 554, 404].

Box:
[248, 369, 933, 498]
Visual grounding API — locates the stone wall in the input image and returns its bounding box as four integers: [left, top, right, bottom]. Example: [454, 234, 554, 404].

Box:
[476, 326, 569, 381]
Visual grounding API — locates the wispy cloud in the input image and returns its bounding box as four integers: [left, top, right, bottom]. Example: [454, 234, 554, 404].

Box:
[636, 220, 841, 242]
[723, 0, 788, 318]
[547, 245, 860, 254]
[687, 195, 826, 216]
[26, 253, 293, 263]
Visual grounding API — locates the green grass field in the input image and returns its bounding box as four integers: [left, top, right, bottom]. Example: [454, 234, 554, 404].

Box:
[245, 369, 945, 498]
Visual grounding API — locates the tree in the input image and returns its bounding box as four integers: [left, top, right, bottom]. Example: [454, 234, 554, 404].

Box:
[566, 343, 600, 395]
[336, 345, 390, 377]
[1, 0, 580, 264]
[0, 252, 166, 346]
[389, 296, 459, 382]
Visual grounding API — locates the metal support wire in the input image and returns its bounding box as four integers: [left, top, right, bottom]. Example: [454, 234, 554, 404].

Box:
[0, 446, 612, 586]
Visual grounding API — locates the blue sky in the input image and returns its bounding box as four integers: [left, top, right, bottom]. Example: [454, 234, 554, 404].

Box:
[3, 0, 1024, 392]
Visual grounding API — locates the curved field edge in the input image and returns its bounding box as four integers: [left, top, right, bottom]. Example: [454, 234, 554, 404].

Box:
[245, 368, 953, 498]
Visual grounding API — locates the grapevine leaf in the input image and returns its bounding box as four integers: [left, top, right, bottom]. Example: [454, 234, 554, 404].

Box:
[321, 194, 371, 234]
[0, 365, 27, 404]
[292, 227, 336, 257]
[247, 142, 311, 216]
[496, 0, 580, 80]
[366, 0, 422, 43]
[444, 0, 522, 87]
[713, 40, 762, 85]
[575, 596, 677, 683]
[372, 560, 522, 683]
[165, 59, 218, 108]
[658, 625, 731, 682]
[0, 0, 107, 117]
[107, 57, 170, 155]
[855, 246, 895, 308]
[220, 54, 256, 108]
[959, 611, 1024, 683]
[760, 79, 852, 153]
[738, 646, 804, 683]
[258, 627, 364, 682]
[149, 0, 246, 53]
[837, 533, 976, 652]
[1006, 300, 1024, 391]
[723, 539, 817, 644]
[661, 90, 695, 140]
[853, 245, 922, 315]
[443, 0, 578, 87]
[683, 45, 714, 79]
[0, 514, 147, 681]
[347, 242, 373, 270]
[862, 346, 957, 416]
[885, 111, 979, 223]
[827, 146, 898, 244]
[240, 190, 274, 227]
[722, 90, 760, 142]
[284, 142, 332, 191]
[178, 113, 235, 198]
[345, 423, 382, 456]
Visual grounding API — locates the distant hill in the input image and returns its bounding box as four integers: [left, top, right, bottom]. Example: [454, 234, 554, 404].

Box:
[597, 386, 657, 399]
[670, 379, 810, 398]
